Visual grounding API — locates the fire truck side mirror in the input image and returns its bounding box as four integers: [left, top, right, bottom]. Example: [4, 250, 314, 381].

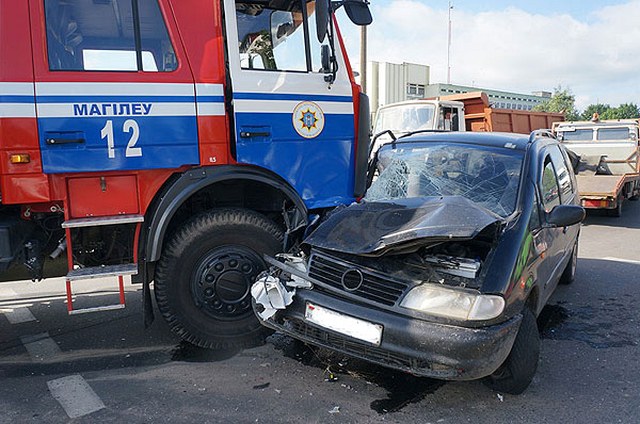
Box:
[343, 0, 373, 26]
[316, 0, 330, 43]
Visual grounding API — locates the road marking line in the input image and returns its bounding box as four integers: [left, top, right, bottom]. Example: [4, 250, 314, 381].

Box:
[47, 375, 106, 418]
[603, 257, 640, 265]
[2, 307, 36, 324]
[20, 332, 62, 360]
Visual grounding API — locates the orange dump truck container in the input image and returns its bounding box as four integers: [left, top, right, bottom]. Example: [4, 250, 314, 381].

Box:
[438, 91, 564, 133]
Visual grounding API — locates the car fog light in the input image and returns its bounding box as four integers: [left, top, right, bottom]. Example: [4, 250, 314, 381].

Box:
[400, 284, 505, 321]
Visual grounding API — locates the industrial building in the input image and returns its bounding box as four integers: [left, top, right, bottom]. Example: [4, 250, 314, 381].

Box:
[365, 61, 552, 113]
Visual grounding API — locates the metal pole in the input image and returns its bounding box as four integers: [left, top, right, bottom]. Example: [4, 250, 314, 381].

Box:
[360, 25, 367, 94]
[447, 1, 452, 84]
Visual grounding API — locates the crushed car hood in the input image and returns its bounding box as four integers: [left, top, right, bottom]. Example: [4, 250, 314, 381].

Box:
[304, 196, 502, 255]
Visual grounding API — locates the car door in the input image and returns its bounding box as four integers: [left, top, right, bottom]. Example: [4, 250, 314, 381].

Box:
[538, 152, 565, 303]
[224, 0, 357, 209]
[549, 144, 580, 270]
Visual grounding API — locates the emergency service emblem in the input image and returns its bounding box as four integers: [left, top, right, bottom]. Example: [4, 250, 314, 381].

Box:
[292, 101, 325, 139]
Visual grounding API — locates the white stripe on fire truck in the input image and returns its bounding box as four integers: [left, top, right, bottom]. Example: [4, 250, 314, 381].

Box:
[35, 82, 196, 96]
[0, 82, 35, 95]
[233, 99, 354, 114]
[36, 102, 199, 118]
[0, 104, 36, 118]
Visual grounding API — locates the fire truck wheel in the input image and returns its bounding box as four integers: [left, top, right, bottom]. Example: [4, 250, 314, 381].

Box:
[155, 208, 284, 349]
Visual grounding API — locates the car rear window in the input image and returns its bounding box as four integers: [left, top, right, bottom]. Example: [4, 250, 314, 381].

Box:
[367, 143, 524, 217]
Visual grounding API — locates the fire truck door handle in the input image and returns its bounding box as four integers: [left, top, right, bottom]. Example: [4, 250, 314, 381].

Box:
[240, 131, 270, 138]
[45, 137, 85, 145]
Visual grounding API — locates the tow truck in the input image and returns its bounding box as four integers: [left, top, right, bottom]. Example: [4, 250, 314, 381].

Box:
[553, 117, 640, 217]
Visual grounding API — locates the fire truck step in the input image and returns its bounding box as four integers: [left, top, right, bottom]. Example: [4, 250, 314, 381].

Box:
[62, 214, 144, 228]
[68, 303, 126, 315]
[66, 264, 138, 281]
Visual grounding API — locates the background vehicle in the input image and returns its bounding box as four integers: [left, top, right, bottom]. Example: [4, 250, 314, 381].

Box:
[373, 91, 563, 136]
[0, 0, 371, 348]
[553, 118, 640, 217]
[252, 131, 585, 394]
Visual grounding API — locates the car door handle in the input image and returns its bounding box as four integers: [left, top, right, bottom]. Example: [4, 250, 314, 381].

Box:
[240, 131, 271, 138]
[45, 137, 85, 145]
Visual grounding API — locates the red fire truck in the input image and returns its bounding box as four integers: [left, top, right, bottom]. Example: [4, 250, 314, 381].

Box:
[0, 0, 371, 348]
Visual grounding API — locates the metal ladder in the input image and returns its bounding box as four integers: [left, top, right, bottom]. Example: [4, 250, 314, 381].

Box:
[62, 214, 144, 315]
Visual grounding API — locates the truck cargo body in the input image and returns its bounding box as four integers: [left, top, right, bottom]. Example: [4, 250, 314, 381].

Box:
[439, 92, 564, 134]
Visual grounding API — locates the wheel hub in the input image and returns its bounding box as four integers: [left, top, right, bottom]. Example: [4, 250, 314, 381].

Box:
[191, 247, 263, 319]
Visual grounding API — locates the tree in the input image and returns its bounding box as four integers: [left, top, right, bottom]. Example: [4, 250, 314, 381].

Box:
[581, 104, 610, 121]
[601, 103, 640, 120]
[533, 86, 580, 121]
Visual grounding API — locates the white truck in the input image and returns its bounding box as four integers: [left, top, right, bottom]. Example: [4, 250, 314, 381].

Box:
[553, 118, 640, 217]
[370, 99, 465, 156]
[373, 99, 466, 135]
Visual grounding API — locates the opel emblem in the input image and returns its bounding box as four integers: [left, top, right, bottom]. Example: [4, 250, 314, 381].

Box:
[341, 268, 364, 291]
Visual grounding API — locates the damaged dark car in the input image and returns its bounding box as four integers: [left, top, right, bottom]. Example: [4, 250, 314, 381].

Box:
[252, 131, 585, 394]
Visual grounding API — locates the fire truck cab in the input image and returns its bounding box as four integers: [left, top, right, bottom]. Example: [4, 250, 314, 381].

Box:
[0, 0, 371, 348]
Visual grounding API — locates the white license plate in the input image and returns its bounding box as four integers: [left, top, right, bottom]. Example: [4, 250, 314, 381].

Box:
[305, 303, 383, 346]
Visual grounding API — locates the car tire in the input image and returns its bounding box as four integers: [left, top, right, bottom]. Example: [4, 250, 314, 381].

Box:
[155, 208, 283, 349]
[483, 308, 540, 395]
[559, 240, 578, 285]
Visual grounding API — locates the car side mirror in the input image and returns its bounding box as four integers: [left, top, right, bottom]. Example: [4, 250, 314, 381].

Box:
[547, 204, 585, 227]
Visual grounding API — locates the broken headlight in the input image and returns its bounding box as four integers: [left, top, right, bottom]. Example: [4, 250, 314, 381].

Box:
[400, 284, 504, 321]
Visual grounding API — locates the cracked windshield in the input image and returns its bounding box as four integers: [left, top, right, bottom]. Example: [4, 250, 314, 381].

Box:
[366, 144, 523, 217]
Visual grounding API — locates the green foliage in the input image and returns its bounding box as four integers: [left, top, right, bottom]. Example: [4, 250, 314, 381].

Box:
[533, 86, 580, 121]
[601, 103, 640, 120]
[581, 104, 610, 120]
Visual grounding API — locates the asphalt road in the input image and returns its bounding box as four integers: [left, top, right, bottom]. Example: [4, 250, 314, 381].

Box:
[1, 201, 639, 423]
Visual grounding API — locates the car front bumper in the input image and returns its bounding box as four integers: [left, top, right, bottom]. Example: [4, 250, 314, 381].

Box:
[258, 288, 522, 381]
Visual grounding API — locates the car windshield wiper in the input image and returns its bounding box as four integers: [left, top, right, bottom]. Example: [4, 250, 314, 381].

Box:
[397, 129, 449, 139]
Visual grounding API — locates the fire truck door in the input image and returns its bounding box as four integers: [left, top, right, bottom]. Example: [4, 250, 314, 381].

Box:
[225, 0, 357, 209]
[31, 0, 199, 173]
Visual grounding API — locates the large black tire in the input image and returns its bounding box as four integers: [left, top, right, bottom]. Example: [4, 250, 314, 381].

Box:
[483, 308, 540, 395]
[155, 208, 283, 349]
[559, 239, 578, 285]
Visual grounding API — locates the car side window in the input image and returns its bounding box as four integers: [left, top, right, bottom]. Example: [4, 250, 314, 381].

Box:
[44, 0, 177, 72]
[541, 156, 561, 213]
[549, 146, 574, 203]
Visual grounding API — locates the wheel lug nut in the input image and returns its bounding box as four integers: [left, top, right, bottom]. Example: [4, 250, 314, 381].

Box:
[204, 288, 214, 297]
[226, 305, 234, 312]
[241, 264, 251, 272]
[229, 259, 238, 267]
[205, 274, 214, 283]
[214, 263, 224, 272]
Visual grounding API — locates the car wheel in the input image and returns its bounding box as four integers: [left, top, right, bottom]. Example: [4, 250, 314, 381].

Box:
[483, 308, 540, 395]
[559, 240, 578, 285]
[155, 208, 283, 349]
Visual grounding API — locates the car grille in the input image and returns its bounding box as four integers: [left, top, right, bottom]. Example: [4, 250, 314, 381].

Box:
[308, 252, 410, 306]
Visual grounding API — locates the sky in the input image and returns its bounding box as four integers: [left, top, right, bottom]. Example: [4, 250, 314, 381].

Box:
[336, 0, 640, 110]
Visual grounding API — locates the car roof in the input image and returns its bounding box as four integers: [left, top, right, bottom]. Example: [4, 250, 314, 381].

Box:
[384, 131, 534, 152]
